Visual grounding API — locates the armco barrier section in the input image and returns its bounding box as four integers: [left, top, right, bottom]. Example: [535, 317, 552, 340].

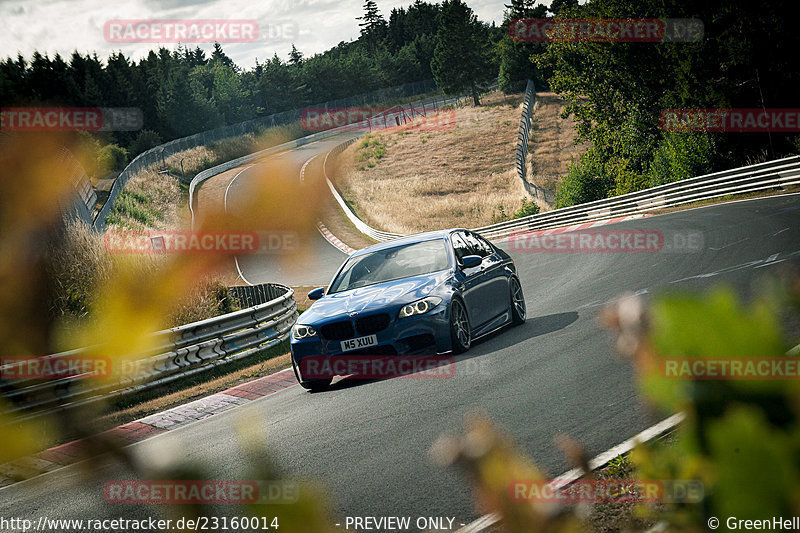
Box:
[229, 283, 288, 308]
[475, 155, 800, 241]
[0, 284, 296, 420]
[58, 148, 97, 226]
[516, 80, 555, 204]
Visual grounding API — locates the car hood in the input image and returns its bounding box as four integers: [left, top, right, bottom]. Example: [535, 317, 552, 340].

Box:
[300, 271, 450, 323]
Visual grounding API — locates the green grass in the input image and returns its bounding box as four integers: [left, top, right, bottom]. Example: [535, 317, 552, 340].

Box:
[356, 134, 388, 169]
[107, 189, 163, 227]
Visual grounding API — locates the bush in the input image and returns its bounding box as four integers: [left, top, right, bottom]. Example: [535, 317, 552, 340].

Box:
[647, 132, 715, 187]
[512, 196, 539, 218]
[491, 197, 540, 223]
[555, 150, 615, 208]
[612, 158, 649, 196]
[129, 130, 163, 156]
[168, 279, 239, 327]
[96, 144, 129, 173]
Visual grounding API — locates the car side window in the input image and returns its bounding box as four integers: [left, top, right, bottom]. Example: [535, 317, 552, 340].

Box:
[463, 232, 490, 258]
[475, 234, 496, 256]
[450, 232, 472, 263]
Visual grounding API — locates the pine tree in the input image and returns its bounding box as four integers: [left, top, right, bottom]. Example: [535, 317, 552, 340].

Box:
[430, 0, 493, 105]
[288, 44, 303, 65]
[357, 0, 387, 42]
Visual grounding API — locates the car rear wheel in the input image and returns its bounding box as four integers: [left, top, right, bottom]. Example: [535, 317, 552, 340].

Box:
[510, 277, 526, 326]
[292, 355, 332, 392]
[449, 298, 471, 353]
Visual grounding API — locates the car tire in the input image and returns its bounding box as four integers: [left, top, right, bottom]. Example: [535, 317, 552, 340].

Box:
[510, 276, 526, 326]
[449, 298, 471, 353]
[292, 355, 332, 392]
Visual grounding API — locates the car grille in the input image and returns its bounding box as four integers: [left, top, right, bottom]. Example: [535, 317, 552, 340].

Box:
[355, 314, 391, 336]
[320, 321, 355, 340]
[320, 313, 391, 340]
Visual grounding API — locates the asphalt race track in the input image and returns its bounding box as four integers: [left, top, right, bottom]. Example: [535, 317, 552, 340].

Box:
[2, 147, 799, 529]
[224, 132, 360, 287]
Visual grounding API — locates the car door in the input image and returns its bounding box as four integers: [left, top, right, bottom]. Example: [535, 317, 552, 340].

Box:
[472, 234, 511, 317]
[463, 231, 509, 323]
[450, 231, 489, 328]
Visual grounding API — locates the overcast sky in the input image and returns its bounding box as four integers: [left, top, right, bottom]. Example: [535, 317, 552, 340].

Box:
[1, 0, 532, 69]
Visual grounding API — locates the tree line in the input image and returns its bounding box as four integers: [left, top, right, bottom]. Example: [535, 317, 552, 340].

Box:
[0, 0, 515, 161]
[3, 0, 795, 206]
[511, 0, 799, 206]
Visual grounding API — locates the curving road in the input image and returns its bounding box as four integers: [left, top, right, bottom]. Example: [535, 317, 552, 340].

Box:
[216, 131, 362, 287]
[2, 152, 799, 531]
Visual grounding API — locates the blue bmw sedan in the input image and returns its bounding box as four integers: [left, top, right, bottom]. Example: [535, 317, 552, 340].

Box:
[290, 229, 526, 391]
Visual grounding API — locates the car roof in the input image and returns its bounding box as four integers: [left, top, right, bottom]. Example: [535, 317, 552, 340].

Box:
[349, 228, 468, 257]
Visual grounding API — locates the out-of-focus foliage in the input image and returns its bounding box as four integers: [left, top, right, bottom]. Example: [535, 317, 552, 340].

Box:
[0, 134, 336, 531]
[608, 285, 800, 527]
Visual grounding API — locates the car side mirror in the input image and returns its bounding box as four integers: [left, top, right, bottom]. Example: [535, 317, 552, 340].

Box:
[307, 287, 325, 300]
[460, 255, 482, 269]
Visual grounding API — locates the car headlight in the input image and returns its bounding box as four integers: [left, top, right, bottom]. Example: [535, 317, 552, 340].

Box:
[292, 324, 317, 339]
[398, 296, 442, 318]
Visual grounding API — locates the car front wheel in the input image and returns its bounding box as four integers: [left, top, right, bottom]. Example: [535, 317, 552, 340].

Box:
[292, 355, 332, 392]
[449, 298, 471, 353]
[510, 277, 526, 326]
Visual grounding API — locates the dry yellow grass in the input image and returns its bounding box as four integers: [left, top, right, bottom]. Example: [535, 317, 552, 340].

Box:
[334, 92, 531, 234]
[527, 92, 585, 194]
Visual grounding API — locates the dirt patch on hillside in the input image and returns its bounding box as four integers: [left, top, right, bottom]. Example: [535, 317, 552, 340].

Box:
[332, 92, 530, 234]
[527, 92, 585, 193]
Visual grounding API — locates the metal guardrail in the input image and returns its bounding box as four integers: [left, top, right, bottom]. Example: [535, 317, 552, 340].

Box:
[229, 283, 288, 308]
[0, 284, 296, 420]
[474, 155, 800, 240]
[58, 148, 97, 226]
[515, 80, 556, 204]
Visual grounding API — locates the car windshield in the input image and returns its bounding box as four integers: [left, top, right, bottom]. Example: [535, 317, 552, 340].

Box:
[328, 238, 450, 293]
